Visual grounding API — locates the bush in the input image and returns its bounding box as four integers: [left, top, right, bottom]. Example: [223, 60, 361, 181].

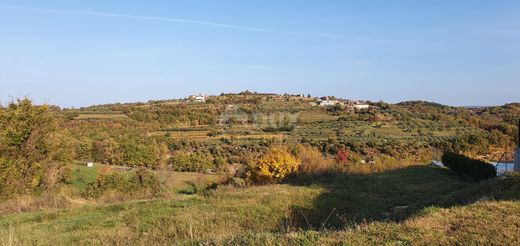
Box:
[442, 152, 496, 182]
[247, 146, 300, 184]
[168, 151, 214, 172]
[92, 134, 167, 169]
[84, 168, 163, 198]
[296, 145, 338, 177]
[0, 99, 73, 199]
[262, 125, 295, 132]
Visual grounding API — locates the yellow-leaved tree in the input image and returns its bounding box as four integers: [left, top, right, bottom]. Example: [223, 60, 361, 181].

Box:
[0, 99, 73, 199]
[248, 146, 300, 184]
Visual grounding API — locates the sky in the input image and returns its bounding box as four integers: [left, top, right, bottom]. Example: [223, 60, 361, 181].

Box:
[0, 0, 519, 108]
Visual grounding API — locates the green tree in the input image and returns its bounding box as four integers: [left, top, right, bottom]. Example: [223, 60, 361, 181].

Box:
[78, 137, 93, 161]
[0, 99, 73, 198]
[94, 138, 123, 165]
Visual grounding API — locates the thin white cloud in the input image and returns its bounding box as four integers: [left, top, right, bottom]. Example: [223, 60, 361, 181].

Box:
[1, 4, 519, 49]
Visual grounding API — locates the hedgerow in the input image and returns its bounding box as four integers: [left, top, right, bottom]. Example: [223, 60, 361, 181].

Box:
[442, 152, 496, 182]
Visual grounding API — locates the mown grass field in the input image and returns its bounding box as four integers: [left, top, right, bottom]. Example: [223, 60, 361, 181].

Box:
[3, 165, 517, 245]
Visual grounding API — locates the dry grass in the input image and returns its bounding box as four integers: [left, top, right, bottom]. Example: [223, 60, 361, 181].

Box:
[154, 170, 225, 194]
[296, 145, 340, 176]
[347, 152, 431, 175]
[2, 166, 518, 245]
[214, 200, 520, 245]
[0, 189, 92, 215]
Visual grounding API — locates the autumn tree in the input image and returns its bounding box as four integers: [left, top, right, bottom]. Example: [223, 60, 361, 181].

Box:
[93, 138, 123, 165]
[77, 137, 93, 161]
[0, 98, 73, 198]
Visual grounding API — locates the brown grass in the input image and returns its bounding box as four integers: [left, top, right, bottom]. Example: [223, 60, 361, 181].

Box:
[296, 145, 340, 176]
[0, 189, 91, 215]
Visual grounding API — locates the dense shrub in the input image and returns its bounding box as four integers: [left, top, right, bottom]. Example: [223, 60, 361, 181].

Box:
[262, 125, 295, 132]
[247, 146, 300, 184]
[442, 152, 496, 182]
[91, 134, 167, 169]
[0, 99, 73, 199]
[84, 168, 163, 198]
[335, 149, 349, 165]
[168, 151, 214, 172]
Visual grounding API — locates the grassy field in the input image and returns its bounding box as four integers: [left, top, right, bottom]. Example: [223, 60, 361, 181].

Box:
[69, 161, 223, 195]
[201, 200, 520, 245]
[3, 165, 516, 245]
[70, 162, 100, 191]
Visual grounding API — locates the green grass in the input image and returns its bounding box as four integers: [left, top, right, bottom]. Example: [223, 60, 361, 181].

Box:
[69, 161, 224, 196]
[287, 166, 474, 228]
[69, 162, 100, 191]
[4, 165, 511, 245]
[202, 200, 520, 245]
[0, 185, 318, 245]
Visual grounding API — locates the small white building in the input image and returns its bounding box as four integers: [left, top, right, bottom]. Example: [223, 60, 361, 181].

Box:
[353, 104, 370, 110]
[188, 94, 206, 103]
[194, 95, 206, 103]
[86, 162, 94, 168]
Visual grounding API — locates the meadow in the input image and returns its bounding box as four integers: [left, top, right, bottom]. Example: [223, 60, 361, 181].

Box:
[1, 165, 519, 245]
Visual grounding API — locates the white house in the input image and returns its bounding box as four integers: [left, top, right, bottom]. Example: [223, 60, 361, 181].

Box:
[188, 94, 206, 103]
[353, 104, 370, 110]
[194, 95, 206, 103]
[86, 162, 94, 168]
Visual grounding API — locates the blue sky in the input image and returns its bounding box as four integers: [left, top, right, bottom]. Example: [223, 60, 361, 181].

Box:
[0, 0, 519, 107]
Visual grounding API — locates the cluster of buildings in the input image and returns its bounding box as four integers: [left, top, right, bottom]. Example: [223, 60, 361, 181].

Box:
[186, 93, 373, 111]
[186, 92, 305, 103]
[315, 97, 372, 110]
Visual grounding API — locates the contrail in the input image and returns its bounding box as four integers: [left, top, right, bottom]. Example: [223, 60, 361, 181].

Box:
[1, 5, 518, 49]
